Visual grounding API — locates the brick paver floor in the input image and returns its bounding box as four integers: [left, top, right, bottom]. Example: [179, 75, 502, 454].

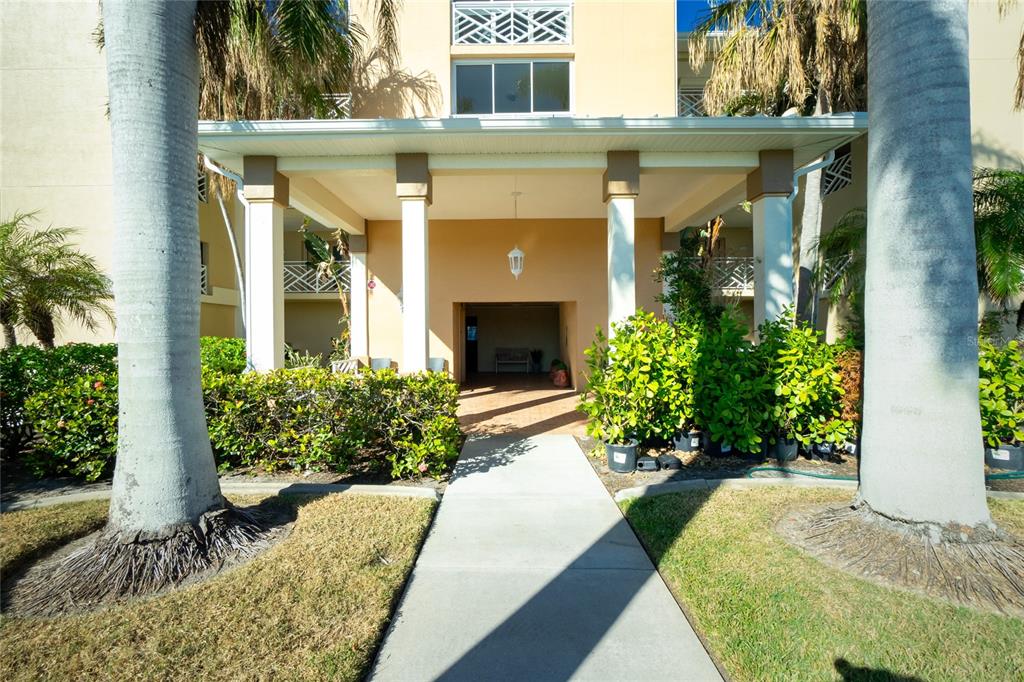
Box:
[457, 373, 587, 437]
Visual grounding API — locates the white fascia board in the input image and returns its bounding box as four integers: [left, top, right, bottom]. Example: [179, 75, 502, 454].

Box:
[198, 113, 867, 139]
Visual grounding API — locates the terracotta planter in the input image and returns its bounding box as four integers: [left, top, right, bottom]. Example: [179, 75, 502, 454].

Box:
[552, 368, 570, 388]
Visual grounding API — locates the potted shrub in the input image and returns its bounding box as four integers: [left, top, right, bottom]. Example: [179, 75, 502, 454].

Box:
[692, 308, 771, 457]
[666, 322, 702, 453]
[979, 339, 1024, 470]
[757, 314, 854, 463]
[580, 311, 677, 472]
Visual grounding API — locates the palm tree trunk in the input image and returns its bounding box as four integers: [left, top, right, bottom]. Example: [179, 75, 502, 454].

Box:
[795, 90, 830, 325]
[3, 322, 16, 347]
[29, 312, 56, 350]
[859, 0, 991, 527]
[103, 0, 223, 536]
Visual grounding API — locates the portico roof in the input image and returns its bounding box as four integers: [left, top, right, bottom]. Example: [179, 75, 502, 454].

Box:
[198, 114, 866, 171]
[198, 115, 866, 231]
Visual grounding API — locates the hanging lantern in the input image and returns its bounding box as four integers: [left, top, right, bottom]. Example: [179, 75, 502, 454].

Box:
[507, 245, 525, 280]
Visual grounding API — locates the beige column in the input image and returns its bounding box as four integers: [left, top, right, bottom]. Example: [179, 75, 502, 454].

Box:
[604, 150, 640, 332]
[243, 156, 288, 371]
[349, 234, 369, 359]
[396, 153, 432, 373]
[747, 150, 795, 330]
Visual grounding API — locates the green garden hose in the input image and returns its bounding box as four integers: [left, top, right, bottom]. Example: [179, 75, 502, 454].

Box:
[745, 467, 1024, 481]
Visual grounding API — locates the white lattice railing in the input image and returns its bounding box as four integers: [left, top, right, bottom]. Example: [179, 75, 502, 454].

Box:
[677, 87, 706, 116]
[683, 257, 755, 295]
[818, 253, 853, 292]
[322, 93, 352, 119]
[452, 0, 572, 45]
[821, 151, 853, 196]
[200, 263, 210, 295]
[283, 261, 350, 294]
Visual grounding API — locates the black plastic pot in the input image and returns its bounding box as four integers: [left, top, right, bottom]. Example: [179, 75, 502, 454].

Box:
[673, 429, 702, 453]
[606, 440, 639, 473]
[773, 437, 799, 462]
[702, 433, 735, 458]
[984, 443, 1024, 471]
[741, 441, 768, 462]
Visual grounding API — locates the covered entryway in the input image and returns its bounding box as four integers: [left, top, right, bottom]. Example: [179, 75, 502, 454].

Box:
[462, 302, 559, 376]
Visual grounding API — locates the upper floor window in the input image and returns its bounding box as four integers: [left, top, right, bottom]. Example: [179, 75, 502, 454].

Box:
[454, 60, 571, 115]
[452, 0, 572, 45]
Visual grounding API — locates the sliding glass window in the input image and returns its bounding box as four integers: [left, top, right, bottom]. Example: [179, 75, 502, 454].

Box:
[454, 61, 571, 115]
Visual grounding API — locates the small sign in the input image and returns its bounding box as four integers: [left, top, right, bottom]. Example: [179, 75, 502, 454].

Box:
[613, 451, 627, 464]
[691, 437, 700, 448]
[721, 444, 732, 454]
[993, 449, 1011, 461]
[367, 279, 376, 290]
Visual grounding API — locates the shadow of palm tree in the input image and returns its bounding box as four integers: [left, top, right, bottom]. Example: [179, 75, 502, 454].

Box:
[834, 657, 923, 682]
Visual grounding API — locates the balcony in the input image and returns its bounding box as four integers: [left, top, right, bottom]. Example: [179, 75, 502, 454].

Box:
[677, 87, 707, 117]
[452, 0, 572, 45]
[283, 260, 350, 295]
[682, 255, 851, 297]
[200, 263, 210, 295]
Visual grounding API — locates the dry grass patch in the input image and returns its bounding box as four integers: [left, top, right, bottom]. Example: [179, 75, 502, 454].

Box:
[622, 488, 1024, 682]
[0, 500, 109, 577]
[1, 494, 435, 681]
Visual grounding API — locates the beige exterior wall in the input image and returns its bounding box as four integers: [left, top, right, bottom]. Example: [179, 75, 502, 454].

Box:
[364, 217, 663, 387]
[350, 0, 677, 119]
[1, 0, 240, 347]
[968, 1, 1023, 170]
[464, 303, 560, 374]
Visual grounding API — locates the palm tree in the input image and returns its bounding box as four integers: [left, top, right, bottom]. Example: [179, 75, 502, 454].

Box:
[0, 212, 113, 348]
[817, 170, 1024, 340]
[858, 0, 990, 527]
[689, 0, 866, 323]
[973, 169, 1024, 332]
[21, 0, 400, 612]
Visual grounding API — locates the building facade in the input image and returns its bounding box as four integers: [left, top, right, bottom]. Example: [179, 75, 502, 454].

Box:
[2, 0, 1021, 388]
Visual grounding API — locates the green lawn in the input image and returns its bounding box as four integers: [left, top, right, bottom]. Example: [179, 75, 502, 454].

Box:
[1, 494, 435, 681]
[621, 487, 1024, 682]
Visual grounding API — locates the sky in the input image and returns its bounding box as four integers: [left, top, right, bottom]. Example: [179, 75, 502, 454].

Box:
[677, 1, 713, 32]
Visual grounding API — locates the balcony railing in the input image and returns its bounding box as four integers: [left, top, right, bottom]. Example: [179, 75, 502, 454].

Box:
[677, 87, 707, 117]
[200, 263, 210, 295]
[821, 151, 853, 196]
[283, 260, 350, 294]
[683, 255, 851, 298]
[322, 93, 353, 119]
[452, 0, 572, 45]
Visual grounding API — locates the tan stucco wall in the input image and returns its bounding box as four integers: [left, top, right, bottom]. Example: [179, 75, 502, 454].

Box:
[969, 1, 1024, 170]
[350, 0, 677, 118]
[285, 301, 345, 360]
[365, 217, 663, 386]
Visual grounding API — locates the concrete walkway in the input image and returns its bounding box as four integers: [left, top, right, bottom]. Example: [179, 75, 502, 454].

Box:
[370, 435, 722, 681]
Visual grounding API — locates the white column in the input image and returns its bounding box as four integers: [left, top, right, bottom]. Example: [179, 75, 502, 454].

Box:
[349, 251, 368, 358]
[607, 196, 637, 330]
[245, 200, 285, 370]
[401, 198, 429, 372]
[752, 195, 794, 329]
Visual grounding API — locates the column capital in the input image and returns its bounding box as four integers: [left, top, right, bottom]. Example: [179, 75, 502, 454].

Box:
[348, 234, 368, 254]
[603, 150, 640, 202]
[242, 156, 289, 205]
[746, 149, 794, 202]
[396, 153, 432, 205]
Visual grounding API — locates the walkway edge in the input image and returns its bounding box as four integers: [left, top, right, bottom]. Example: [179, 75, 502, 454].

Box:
[1, 482, 439, 513]
[613, 477, 1024, 503]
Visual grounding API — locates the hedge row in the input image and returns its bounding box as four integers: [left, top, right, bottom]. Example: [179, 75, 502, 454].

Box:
[3, 338, 462, 481]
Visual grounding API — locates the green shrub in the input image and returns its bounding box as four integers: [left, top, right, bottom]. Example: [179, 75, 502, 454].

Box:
[24, 366, 462, 481]
[580, 311, 684, 444]
[691, 307, 772, 453]
[199, 336, 247, 374]
[979, 339, 1024, 447]
[657, 229, 724, 330]
[756, 315, 853, 448]
[24, 374, 117, 481]
[1, 343, 117, 456]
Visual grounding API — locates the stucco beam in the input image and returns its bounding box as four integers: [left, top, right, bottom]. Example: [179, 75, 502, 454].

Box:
[279, 155, 394, 174]
[287, 176, 365, 235]
[638, 151, 759, 172]
[665, 176, 747, 232]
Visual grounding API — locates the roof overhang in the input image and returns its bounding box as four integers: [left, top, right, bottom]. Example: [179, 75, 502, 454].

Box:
[198, 115, 866, 230]
[198, 114, 867, 174]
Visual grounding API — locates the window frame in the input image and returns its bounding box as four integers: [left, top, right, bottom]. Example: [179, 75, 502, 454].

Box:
[451, 58, 574, 118]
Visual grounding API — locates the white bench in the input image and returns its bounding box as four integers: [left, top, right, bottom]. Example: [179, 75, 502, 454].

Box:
[495, 347, 530, 373]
